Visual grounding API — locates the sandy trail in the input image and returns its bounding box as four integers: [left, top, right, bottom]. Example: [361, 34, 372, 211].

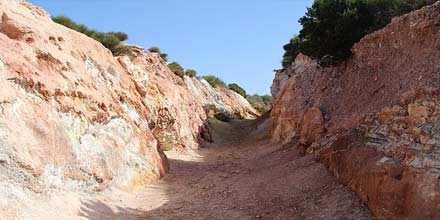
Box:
[19, 118, 372, 220]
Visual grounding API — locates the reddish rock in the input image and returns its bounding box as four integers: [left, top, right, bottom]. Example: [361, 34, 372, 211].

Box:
[270, 53, 315, 98]
[408, 104, 429, 125]
[317, 129, 440, 220]
[299, 108, 324, 147]
[378, 105, 405, 125]
[270, 2, 440, 220]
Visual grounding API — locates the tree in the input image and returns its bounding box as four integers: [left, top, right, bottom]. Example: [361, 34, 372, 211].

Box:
[282, 37, 301, 69]
[281, 0, 437, 67]
[185, 69, 197, 77]
[228, 83, 246, 97]
[168, 62, 185, 77]
[202, 75, 226, 88]
[298, 0, 374, 60]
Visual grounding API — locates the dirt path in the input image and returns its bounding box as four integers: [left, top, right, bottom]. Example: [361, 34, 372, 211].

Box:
[21, 119, 372, 220]
[120, 119, 371, 219]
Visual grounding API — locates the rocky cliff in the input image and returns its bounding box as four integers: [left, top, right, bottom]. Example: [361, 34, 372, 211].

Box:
[270, 2, 440, 220]
[270, 54, 314, 98]
[0, 0, 257, 217]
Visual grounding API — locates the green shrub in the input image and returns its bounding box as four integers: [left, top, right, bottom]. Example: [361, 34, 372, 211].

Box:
[113, 45, 132, 56]
[109, 32, 128, 41]
[202, 75, 226, 88]
[185, 69, 197, 77]
[282, 0, 437, 67]
[261, 95, 273, 103]
[168, 62, 185, 77]
[52, 15, 131, 56]
[52, 16, 77, 29]
[148, 47, 168, 62]
[228, 83, 246, 97]
[246, 94, 273, 114]
[160, 53, 168, 62]
[91, 32, 120, 50]
[77, 24, 96, 36]
[254, 106, 271, 114]
[148, 47, 161, 53]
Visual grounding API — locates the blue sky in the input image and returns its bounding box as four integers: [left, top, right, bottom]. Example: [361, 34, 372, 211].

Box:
[29, 0, 313, 95]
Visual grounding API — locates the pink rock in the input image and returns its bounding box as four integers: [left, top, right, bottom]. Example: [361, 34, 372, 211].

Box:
[0, 0, 258, 216]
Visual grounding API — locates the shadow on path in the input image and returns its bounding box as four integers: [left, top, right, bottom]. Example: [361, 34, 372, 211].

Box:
[78, 118, 371, 220]
[79, 200, 145, 220]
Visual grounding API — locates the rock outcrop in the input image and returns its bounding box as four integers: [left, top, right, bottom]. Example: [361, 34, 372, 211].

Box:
[0, 0, 257, 217]
[184, 76, 259, 120]
[270, 54, 315, 98]
[270, 2, 440, 219]
[315, 93, 440, 220]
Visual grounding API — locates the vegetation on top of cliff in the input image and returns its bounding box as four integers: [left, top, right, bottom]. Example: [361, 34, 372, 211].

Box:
[52, 15, 132, 56]
[282, 37, 301, 69]
[52, 15, 251, 106]
[147, 47, 198, 79]
[185, 69, 198, 77]
[168, 62, 185, 77]
[281, 0, 437, 68]
[246, 94, 273, 113]
[228, 83, 247, 97]
[202, 75, 226, 88]
[148, 47, 169, 62]
[203, 79, 272, 114]
[167, 62, 198, 78]
[148, 47, 160, 53]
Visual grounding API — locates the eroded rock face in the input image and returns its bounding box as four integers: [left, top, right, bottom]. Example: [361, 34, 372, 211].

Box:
[117, 48, 208, 150]
[270, 54, 315, 98]
[299, 108, 324, 146]
[270, 2, 440, 219]
[0, 0, 171, 211]
[0, 0, 257, 217]
[185, 76, 259, 120]
[271, 2, 440, 143]
[270, 69, 289, 98]
[315, 95, 440, 220]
